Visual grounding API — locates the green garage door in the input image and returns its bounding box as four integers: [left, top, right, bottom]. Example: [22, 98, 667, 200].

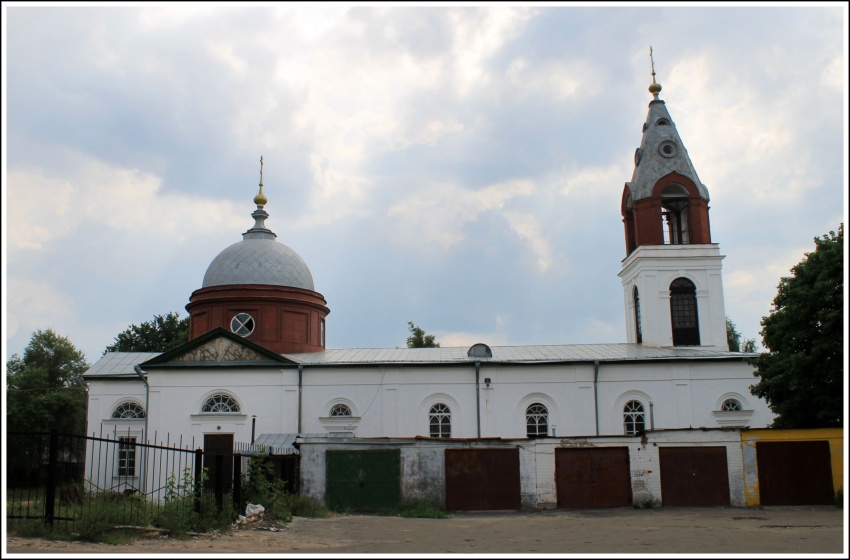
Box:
[326, 449, 400, 511]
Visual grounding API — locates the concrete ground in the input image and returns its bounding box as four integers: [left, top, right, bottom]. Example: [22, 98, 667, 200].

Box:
[5, 505, 846, 555]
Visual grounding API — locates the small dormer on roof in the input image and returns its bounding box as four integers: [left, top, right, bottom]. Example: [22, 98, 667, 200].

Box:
[621, 48, 713, 256]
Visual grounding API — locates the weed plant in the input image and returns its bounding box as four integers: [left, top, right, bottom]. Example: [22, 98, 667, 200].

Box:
[74, 492, 151, 541]
[395, 499, 448, 519]
[281, 493, 331, 518]
[153, 467, 234, 536]
[240, 451, 330, 521]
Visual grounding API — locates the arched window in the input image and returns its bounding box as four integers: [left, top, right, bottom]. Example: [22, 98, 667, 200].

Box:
[670, 278, 700, 346]
[623, 400, 645, 435]
[633, 286, 642, 344]
[330, 404, 352, 417]
[526, 403, 549, 438]
[112, 401, 145, 419]
[201, 394, 240, 413]
[661, 184, 690, 244]
[429, 403, 451, 438]
[721, 398, 743, 411]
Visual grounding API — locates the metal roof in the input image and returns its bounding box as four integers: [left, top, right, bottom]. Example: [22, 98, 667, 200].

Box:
[247, 433, 310, 455]
[83, 352, 162, 377]
[284, 343, 751, 365]
[83, 344, 752, 377]
[203, 238, 314, 290]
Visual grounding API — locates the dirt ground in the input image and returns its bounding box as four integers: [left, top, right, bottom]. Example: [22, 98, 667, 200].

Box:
[5, 506, 846, 555]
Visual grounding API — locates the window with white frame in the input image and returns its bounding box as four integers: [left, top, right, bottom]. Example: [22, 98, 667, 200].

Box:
[623, 400, 646, 435]
[429, 403, 451, 438]
[201, 394, 240, 413]
[118, 436, 137, 477]
[330, 403, 352, 417]
[526, 403, 549, 438]
[112, 401, 145, 419]
[720, 398, 743, 411]
[230, 313, 255, 336]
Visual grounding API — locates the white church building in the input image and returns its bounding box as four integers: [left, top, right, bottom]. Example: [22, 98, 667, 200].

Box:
[82, 67, 775, 504]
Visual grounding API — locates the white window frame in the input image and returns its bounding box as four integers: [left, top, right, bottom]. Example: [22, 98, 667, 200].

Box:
[526, 403, 549, 438]
[117, 436, 137, 478]
[429, 403, 452, 438]
[623, 400, 646, 435]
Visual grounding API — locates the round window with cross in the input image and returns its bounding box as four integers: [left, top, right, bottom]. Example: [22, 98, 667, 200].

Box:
[230, 313, 255, 337]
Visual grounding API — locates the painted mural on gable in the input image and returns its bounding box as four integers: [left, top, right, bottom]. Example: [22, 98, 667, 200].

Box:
[170, 337, 265, 363]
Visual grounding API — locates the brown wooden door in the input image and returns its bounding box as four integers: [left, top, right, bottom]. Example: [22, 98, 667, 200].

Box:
[756, 441, 834, 505]
[203, 434, 234, 493]
[556, 447, 632, 508]
[445, 448, 521, 510]
[659, 446, 730, 506]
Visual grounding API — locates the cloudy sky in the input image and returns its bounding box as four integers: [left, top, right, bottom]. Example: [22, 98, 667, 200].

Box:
[3, 3, 847, 365]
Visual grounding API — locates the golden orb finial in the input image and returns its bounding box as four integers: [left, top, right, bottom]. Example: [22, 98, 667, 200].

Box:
[254, 155, 268, 208]
[648, 46, 662, 98]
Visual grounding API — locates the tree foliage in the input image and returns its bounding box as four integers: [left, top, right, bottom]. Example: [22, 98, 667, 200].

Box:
[750, 225, 844, 428]
[6, 328, 89, 435]
[105, 311, 189, 353]
[726, 316, 758, 353]
[406, 321, 440, 348]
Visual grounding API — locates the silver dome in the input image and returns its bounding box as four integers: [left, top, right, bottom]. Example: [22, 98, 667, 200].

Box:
[202, 238, 315, 290]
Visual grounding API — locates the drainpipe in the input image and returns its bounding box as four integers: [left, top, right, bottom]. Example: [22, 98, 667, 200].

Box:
[133, 365, 149, 494]
[475, 360, 481, 438]
[593, 360, 600, 436]
[297, 365, 303, 434]
[649, 401, 655, 430]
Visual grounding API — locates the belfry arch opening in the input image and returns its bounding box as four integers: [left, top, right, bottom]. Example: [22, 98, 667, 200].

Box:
[661, 184, 690, 245]
[669, 277, 700, 346]
[633, 286, 642, 344]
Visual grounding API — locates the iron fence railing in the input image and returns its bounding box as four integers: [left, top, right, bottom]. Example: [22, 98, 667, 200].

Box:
[5, 428, 295, 529]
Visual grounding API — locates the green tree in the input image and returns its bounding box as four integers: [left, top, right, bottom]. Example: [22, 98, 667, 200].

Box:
[406, 321, 440, 348]
[726, 316, 758, 353]
[105, 311, 189, 353]
[6, 328, 89, 435]
[750, 225, 844, 428]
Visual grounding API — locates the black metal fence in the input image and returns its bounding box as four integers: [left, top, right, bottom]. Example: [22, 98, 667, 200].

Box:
[6, 428, 298, 529]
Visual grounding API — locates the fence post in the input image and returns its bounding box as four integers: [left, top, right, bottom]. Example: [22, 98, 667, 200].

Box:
[214, 453, 224, 511]
[44, 429, 59, 527]
[194, 448, 203, 514]
[233, 453, 242, 512]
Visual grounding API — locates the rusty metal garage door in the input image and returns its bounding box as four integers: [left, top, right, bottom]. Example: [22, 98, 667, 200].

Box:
[556, 447, 632, 508]
[756, 441, 834, 505]
[326, 449, 400, 511]
[445, 448, 520, 510]
[659, 446, 730, 506]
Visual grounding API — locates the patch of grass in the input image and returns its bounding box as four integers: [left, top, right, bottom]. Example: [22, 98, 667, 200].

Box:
[835, 489, 843, 509]
[281, 493, 331, 518]
[7, 520, 54, 540]
[393, 499, 448, 519]
[74, 493, 152, 542]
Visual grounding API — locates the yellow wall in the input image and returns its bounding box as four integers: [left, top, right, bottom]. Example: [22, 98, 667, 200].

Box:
[740, 428, 844, 506]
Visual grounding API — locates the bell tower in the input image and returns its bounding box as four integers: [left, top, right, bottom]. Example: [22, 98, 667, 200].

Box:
[618, 49, 729, 350]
